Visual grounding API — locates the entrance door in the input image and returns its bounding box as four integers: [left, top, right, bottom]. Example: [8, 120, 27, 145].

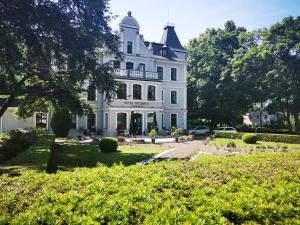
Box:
[133, 113, 142, 135]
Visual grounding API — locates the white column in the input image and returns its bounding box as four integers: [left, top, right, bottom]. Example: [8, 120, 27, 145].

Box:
[136, 33, 140, 54]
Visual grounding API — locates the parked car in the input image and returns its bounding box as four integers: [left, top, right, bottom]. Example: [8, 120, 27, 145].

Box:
[214, 127, 237, 133]
[188, 126, 210, 135]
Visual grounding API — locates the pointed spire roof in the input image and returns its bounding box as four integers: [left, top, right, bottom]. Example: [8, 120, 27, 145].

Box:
[160, 23, 185, 51]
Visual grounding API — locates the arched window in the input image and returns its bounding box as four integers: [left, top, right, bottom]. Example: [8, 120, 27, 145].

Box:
[117, 83, 127, 99]
[133, 84, 142, 100]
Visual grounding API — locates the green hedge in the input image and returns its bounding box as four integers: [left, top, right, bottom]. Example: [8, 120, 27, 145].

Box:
[214, 132, 244, 139]
[214, 131, 300, 144]
[0, 152, 299, 224]
[99, 137, 118, 152]
[256, 133, 300, 144]
[0, 129, 37, 163]
[236, 125, 295, 135]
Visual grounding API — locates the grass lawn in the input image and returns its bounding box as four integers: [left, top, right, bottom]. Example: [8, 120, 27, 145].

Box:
[1, 151, 299, 224]
[1, 135, 167, 171]
[209, 138, 300, 149]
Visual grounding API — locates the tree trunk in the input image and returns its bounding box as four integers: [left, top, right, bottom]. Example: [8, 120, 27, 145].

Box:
[0, 94, 16, 118]
[293, 111, 300, 134]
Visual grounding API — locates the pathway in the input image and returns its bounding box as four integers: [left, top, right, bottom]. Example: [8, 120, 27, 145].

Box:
[157, 140, 204, 160]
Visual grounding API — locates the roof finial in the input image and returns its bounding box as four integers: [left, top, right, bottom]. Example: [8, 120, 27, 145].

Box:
[127, 11, 132, 17]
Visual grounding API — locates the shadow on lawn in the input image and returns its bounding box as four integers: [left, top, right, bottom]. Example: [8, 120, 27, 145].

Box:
[1, 135, 55, 172]
[57, 145, 156, 170]
[1, 135, 160, 173]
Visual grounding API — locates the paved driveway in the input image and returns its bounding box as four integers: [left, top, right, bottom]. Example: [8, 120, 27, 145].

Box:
[158, 140, 204, 160]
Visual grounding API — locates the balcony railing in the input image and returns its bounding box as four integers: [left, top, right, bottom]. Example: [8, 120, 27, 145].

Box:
[114, 69, 162, 81]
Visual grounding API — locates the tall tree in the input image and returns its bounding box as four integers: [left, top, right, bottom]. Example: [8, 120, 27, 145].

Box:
[262, 16, 300, 133]
[232, 16, 300, 133]
[187, 21, 248, 127]
[0, 0, 120, 118]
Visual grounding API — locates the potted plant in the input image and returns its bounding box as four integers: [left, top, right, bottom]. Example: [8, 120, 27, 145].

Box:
[171, 128, 183, 143]
[149, 129, 157, 144]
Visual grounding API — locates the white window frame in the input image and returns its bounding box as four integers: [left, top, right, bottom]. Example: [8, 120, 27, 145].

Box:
[170, 113, 178, 128]
[86, 112, 97, 130]
[170, 90, 178, 105]
[170, 67, 178, 81]
[126, 40, 134, 54]
[117, 82, 128, 100]
[116, 112, 128, 130]
[147, 84, 157, 101]
[156, 65, 164, 79]
[132, 83, 143, 100]
[146, 112, 155, 131]
[138, 62, 147, 71]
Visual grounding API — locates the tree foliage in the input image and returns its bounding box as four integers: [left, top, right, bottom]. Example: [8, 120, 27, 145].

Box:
[188, 17, 300, 133]
[187, 21, 248, 127]
[0, 0, 120, 118]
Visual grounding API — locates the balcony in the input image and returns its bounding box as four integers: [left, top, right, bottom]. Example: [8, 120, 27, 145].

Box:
[114, 69, 162, 81]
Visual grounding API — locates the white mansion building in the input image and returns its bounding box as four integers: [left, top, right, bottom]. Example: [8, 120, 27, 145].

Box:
[0, 12, 187, 136]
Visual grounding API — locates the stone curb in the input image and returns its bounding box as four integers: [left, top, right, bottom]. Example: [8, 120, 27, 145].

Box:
[138, 148, 176, 165]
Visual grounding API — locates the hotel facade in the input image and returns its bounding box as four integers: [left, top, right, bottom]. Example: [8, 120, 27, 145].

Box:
[0, 12, 187, 136]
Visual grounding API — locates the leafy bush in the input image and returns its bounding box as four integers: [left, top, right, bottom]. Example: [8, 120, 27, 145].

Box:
[242, 133, 258, 144]
[0, 129, 37, 162]
[0, 152, 299, 224]
[227, 141, 236, 147]
[99, 137, 118, 152]
[50, 108, 72, 137]
[171, 128, 183, 137]
[149, 129, 157, 138]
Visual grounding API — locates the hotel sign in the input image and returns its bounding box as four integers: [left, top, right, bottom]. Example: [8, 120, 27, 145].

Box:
[123, 101, 150, 108]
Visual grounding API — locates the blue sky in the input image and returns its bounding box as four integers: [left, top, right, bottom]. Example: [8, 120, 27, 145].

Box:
[109, 0, 300, 45]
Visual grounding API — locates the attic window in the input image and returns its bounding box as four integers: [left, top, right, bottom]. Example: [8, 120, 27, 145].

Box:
[127, 41, 133, 54]
[161, 48, 168, 57]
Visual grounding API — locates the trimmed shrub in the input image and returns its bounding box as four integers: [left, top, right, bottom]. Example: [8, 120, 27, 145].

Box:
[256, 133, 300, 144]
[242, 133, 258, 144]
[255, 127, 294, 135]
[214, 131, 244, 139]
[50, 108, 72, 138]
[99, 137, 118, 153]
[0, 129, 37, 162]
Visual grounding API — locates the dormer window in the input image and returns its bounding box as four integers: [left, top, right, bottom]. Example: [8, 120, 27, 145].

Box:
[162, 49, 167, 56]
[127, 41, 133, 54]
